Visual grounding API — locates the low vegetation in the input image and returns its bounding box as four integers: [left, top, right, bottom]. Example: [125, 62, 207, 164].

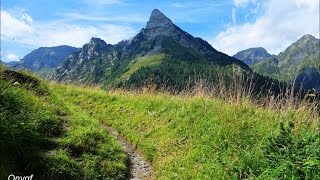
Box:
[0, 66, 128, 179]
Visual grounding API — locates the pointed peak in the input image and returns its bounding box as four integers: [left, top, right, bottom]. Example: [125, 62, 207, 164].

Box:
[299, 34, 315, 41]
[146, 9, 173, 29]
[151, 9, 164, 17]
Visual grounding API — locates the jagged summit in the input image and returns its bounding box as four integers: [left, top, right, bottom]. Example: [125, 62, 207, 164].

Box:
[145, 9, 173, 29]
[89, 37, 107, 46]
[300, 34, 315, 40]
[85, 37, 111, 52]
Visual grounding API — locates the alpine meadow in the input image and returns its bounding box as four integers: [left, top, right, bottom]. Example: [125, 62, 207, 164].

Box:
[1, 1, 320, 180]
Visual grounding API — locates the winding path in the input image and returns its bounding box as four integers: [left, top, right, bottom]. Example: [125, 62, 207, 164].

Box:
[104, 125, 155, 180]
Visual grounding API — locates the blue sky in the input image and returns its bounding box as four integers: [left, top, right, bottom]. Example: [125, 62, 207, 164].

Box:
[1, 0, 319, 62]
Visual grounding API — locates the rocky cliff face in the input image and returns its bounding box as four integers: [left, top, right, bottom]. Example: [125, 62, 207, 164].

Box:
[53, 38, 119, 83]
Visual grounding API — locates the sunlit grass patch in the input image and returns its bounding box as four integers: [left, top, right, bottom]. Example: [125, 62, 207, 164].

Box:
[54, 83, 319, 179]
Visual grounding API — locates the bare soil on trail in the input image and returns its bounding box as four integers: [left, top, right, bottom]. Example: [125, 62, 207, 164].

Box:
[104, 125, 155, 180]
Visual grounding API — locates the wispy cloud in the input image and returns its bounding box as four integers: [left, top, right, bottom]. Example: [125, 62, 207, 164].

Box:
[233, 0, 256, 7]
[171, 2, 186, 8]
[63, 12, 147, 23]
[1, 10, 137, 48]
[231, 8, 236, 24]
[211, 0, 320, 55]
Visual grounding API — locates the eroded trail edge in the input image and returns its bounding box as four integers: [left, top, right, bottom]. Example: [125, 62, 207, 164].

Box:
[104, 125, 154, 180]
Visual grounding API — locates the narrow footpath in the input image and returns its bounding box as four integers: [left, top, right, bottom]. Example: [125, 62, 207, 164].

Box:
[104, 125, 155, 180]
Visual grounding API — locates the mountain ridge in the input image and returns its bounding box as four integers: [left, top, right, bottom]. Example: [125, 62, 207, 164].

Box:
[4, 45, 79, 77]
[52, 9, 254, 89]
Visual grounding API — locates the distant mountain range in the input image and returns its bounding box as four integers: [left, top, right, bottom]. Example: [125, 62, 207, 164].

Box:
[252, 35, 319, 91]
[233, 35, 319, 91]
[4, 45, 79, 77]
[51, 9, 264, 91]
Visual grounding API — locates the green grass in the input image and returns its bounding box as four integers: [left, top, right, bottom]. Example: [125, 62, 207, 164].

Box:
[54, 84, 320, 179]
[0, 69, 128, 179]
[118, 54, 165, 81]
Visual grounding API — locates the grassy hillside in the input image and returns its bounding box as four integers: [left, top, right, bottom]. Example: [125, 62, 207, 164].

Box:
[0, 67, 128, 179]
[2, 64, 319, 179]
[114, 54, 165, 83]
[54, 83, 320, 179]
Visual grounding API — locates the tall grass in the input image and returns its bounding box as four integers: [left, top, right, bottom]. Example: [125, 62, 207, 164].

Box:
[54, 70, 319, 179]
[122, 67, 319, 118]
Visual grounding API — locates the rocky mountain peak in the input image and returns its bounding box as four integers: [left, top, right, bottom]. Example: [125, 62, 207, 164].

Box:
[78, 37, 111, 62]
[300, 34, 315, 40]
[145, 9, 173, 29]
[85, 37, 111, 53]
[89, 37, 108, 47]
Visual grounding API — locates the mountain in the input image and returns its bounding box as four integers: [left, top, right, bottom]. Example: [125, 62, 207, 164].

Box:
[52, 9, 281, 92]
[1, 60, 20, 67]
[233, 47, 272, 65]
[252, 34, 320, 90]
[12, 46, 79, 76]
[53, 38, 116, 83]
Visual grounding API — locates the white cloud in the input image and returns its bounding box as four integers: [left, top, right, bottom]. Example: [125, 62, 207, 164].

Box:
[31, 23, 136, 47]
[1, 10, 136, 48]
[233, 0, 256, 7]
[6, 53, 20, 61]
[1, 10, 34, 39]
[211, 0, 320, 55]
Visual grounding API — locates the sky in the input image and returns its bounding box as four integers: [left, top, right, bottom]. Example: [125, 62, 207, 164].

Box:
[1, 0, 319, 62]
